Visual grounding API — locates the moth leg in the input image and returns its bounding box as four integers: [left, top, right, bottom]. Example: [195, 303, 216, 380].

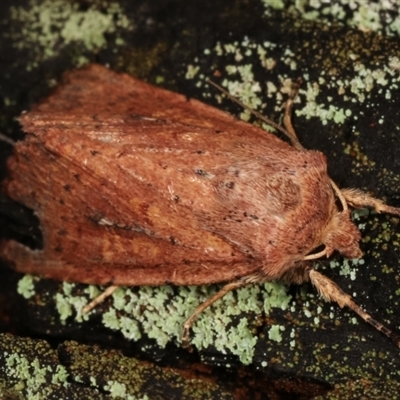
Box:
[340, 188, 400, 216]
[309, 268, 400, 347]
[182, 275, 261, 346]
[82, 285, 119, 314]
[182, 266, 310, 346]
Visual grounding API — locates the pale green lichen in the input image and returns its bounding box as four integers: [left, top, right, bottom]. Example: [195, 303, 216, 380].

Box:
[84, 284, 102, 300]
[7, 0, 133, 69]
[104, 381, 127, 398]
[51, 365, 69, 385]
[187, 37, 400, 133]
[225, 318, 258, 364]
[222, 65, 263, 110]
[262, 0, 285, 11]
[103, 380, 150, 400]
[17, 275, 37, 299]
[263, 282, 292, 314]
[262, 0, 400, 37]
[3, 353, 70, 397]
[268, 325, 284, 343]
[185, 64, 200, 79]
[188, 282, 291, 363]
[54, 282, 92, 324]
[102, 308, 121, 330]
[338, 259, 360, 281]
[53, 280, 292, 365]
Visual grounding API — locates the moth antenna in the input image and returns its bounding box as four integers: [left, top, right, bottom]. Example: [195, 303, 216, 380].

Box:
[309, 269, 400, 347]
[340, 188, 400, 217]
[206, 79, 293, 141]
[82, 285, 119, 314]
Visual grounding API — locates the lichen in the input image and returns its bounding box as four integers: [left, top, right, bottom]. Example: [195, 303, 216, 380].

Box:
[263, 282, 292, 314]
[2, 352, 70, 398]
[103, 381, 129, 399]
[32, 278, 294, 365]
[187, 36, 400, 134]
[54, 282, 92, 324]
[262, 0, 400, 37]
[17, 275, 37, 299]
[268, 325, 284, 343]
[6, 0, 133, 69]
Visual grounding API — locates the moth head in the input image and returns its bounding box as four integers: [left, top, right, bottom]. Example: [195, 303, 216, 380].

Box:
[323, 210, 363, 259]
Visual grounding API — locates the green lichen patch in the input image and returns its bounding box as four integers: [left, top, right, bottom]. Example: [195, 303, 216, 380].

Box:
[262, 0, 400, 38]
[5, 0, 133, 69]
[0, 334, 233, 399]
[54, 282, 98, 324]
[17, 274, 38, 299]
[19, 277, 294, 366]
[0, 334, 76, 399]
[94, 282, 291, 365]
[186, 36, 400, 132]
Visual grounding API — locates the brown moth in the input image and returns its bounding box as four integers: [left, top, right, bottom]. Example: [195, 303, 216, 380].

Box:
[1, 64, 400, 347]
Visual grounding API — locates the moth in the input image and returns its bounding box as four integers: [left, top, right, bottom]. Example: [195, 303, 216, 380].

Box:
[1, 64, 399, 347]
